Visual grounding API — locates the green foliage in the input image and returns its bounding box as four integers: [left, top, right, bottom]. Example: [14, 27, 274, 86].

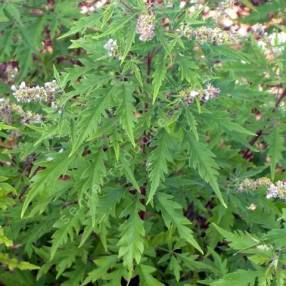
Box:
[156, 192, 202, 253]
[266, 128, 285, 180]
[211, 270, 258, 286]
[0, 186, 39, 272]
[118, 199, 145, 276]
[187, 134, 226, 207]
[0, 0, 286, 285]
[148, 130, 173, 203]
[212, 224, 260, 251]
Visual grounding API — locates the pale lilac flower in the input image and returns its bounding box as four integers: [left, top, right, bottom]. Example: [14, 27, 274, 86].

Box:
[5, 65, 18, 82]
[44, 80, 59, 95]
[80, 5, 89, 14]
[182, 90, 201, 105]
[136, 13, 156, 42]
[20, 112, 42, 124]
[180, 84, 221, 106]
[202, 84, 220, 102]
[0, 97, 43, 125]
[269, 32, 286, 54]
[104, 39, 118, 57]
[264, 181, 286, 200]
[11, 80, 59, 104]
[251, 24, 266, 37]
[179, 1, 187, 9]
[237, 177, 272, 193]
[179, 25, 238, 45]
[0, 98, 12, 123]
[266, 184, 279, 199]
[80, 0, 108, 14]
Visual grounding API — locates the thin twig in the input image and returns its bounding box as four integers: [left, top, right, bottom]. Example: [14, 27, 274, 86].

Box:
[274, 88, 286, 110]
[147, 52, 153, 83]
[242, 88, 286, 160]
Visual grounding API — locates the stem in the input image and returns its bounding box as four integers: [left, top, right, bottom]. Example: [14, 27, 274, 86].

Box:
[139, 187, 146, 220]
[141, 0, 155, 218]
[275, 89, 286, 109]
[242, 88, 286, 160]
[242, 130, 263, 159]
[147, 52, 153, 83]
[146, 48, 161, 84]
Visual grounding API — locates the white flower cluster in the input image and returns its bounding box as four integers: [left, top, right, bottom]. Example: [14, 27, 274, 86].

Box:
[0, 62, 18, 84]
[186, 0, 267, 39]
[5, 64, 18, 82]
[251, 23, 267, 37]
[180, 90, 200, 105]
[104, 39, 118, 57]
[20, 111, 42, 125]
[258, 31, 286, 57]
[180, 84, 221, 105]
[0, 98, 12, 123]
[80, 0, 108, 14]
[0, 98, 42, 125]
[44, 80, 59, 95]
[178, 0, 270, 43]
[203, 84, 221, 101]
[11, 80, 59, 104]
[237, 177, 286, 201]
[136, 13, 156, 42]
[266, 181, 286, 200]
[237, 177, 271, 192]
[6, 65, 18, 82]
[179, 25, 238, 45]
[209, 0, 240, 27]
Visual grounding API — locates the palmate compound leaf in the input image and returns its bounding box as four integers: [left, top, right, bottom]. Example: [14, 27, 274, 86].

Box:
[88, 151, 108, 227]
[93, 188, 125, 225]
[80, 187, 124, 249]
[0, 253, 39, 271]
[0, 178, 17, 211]
[184, 108, 199, 140]
[137, 264, 164, 286]
[152, 54, 168, 103]
[103, 267, 126, 286]
[21, 153, 74, 218]
[169, 255, 182, 282]
[92, 13, 135, 40]
[211, 269, 259, 286]
[62, 264, 86, 286]
[70, 88, 114, 156]
[187, 134, 226, 207]
[50, 208, 84, 259]
[118, 84, 137, 147]
[156, 192, 203, 253]
[83, 260, 125, 286]
[120, 20, 136, 63]
[212, 224, 260, 251]
[82, 255, 118, 285]
[55, 249, 81, 279]
[266, 127, 285, 180]
[90, 151, 107, 191]
[147, 130, 173, 204]
[117, 199, 145, 276]
[0, 227, 39, 272]
[121, 154, 140, 191]
[0, 228, 13, 247]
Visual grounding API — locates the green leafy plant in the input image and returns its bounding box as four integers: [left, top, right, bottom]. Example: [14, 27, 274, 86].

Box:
[1, 0, 286, 285]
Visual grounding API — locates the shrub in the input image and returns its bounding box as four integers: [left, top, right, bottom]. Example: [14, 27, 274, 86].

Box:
[1, 0, 286, 285]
